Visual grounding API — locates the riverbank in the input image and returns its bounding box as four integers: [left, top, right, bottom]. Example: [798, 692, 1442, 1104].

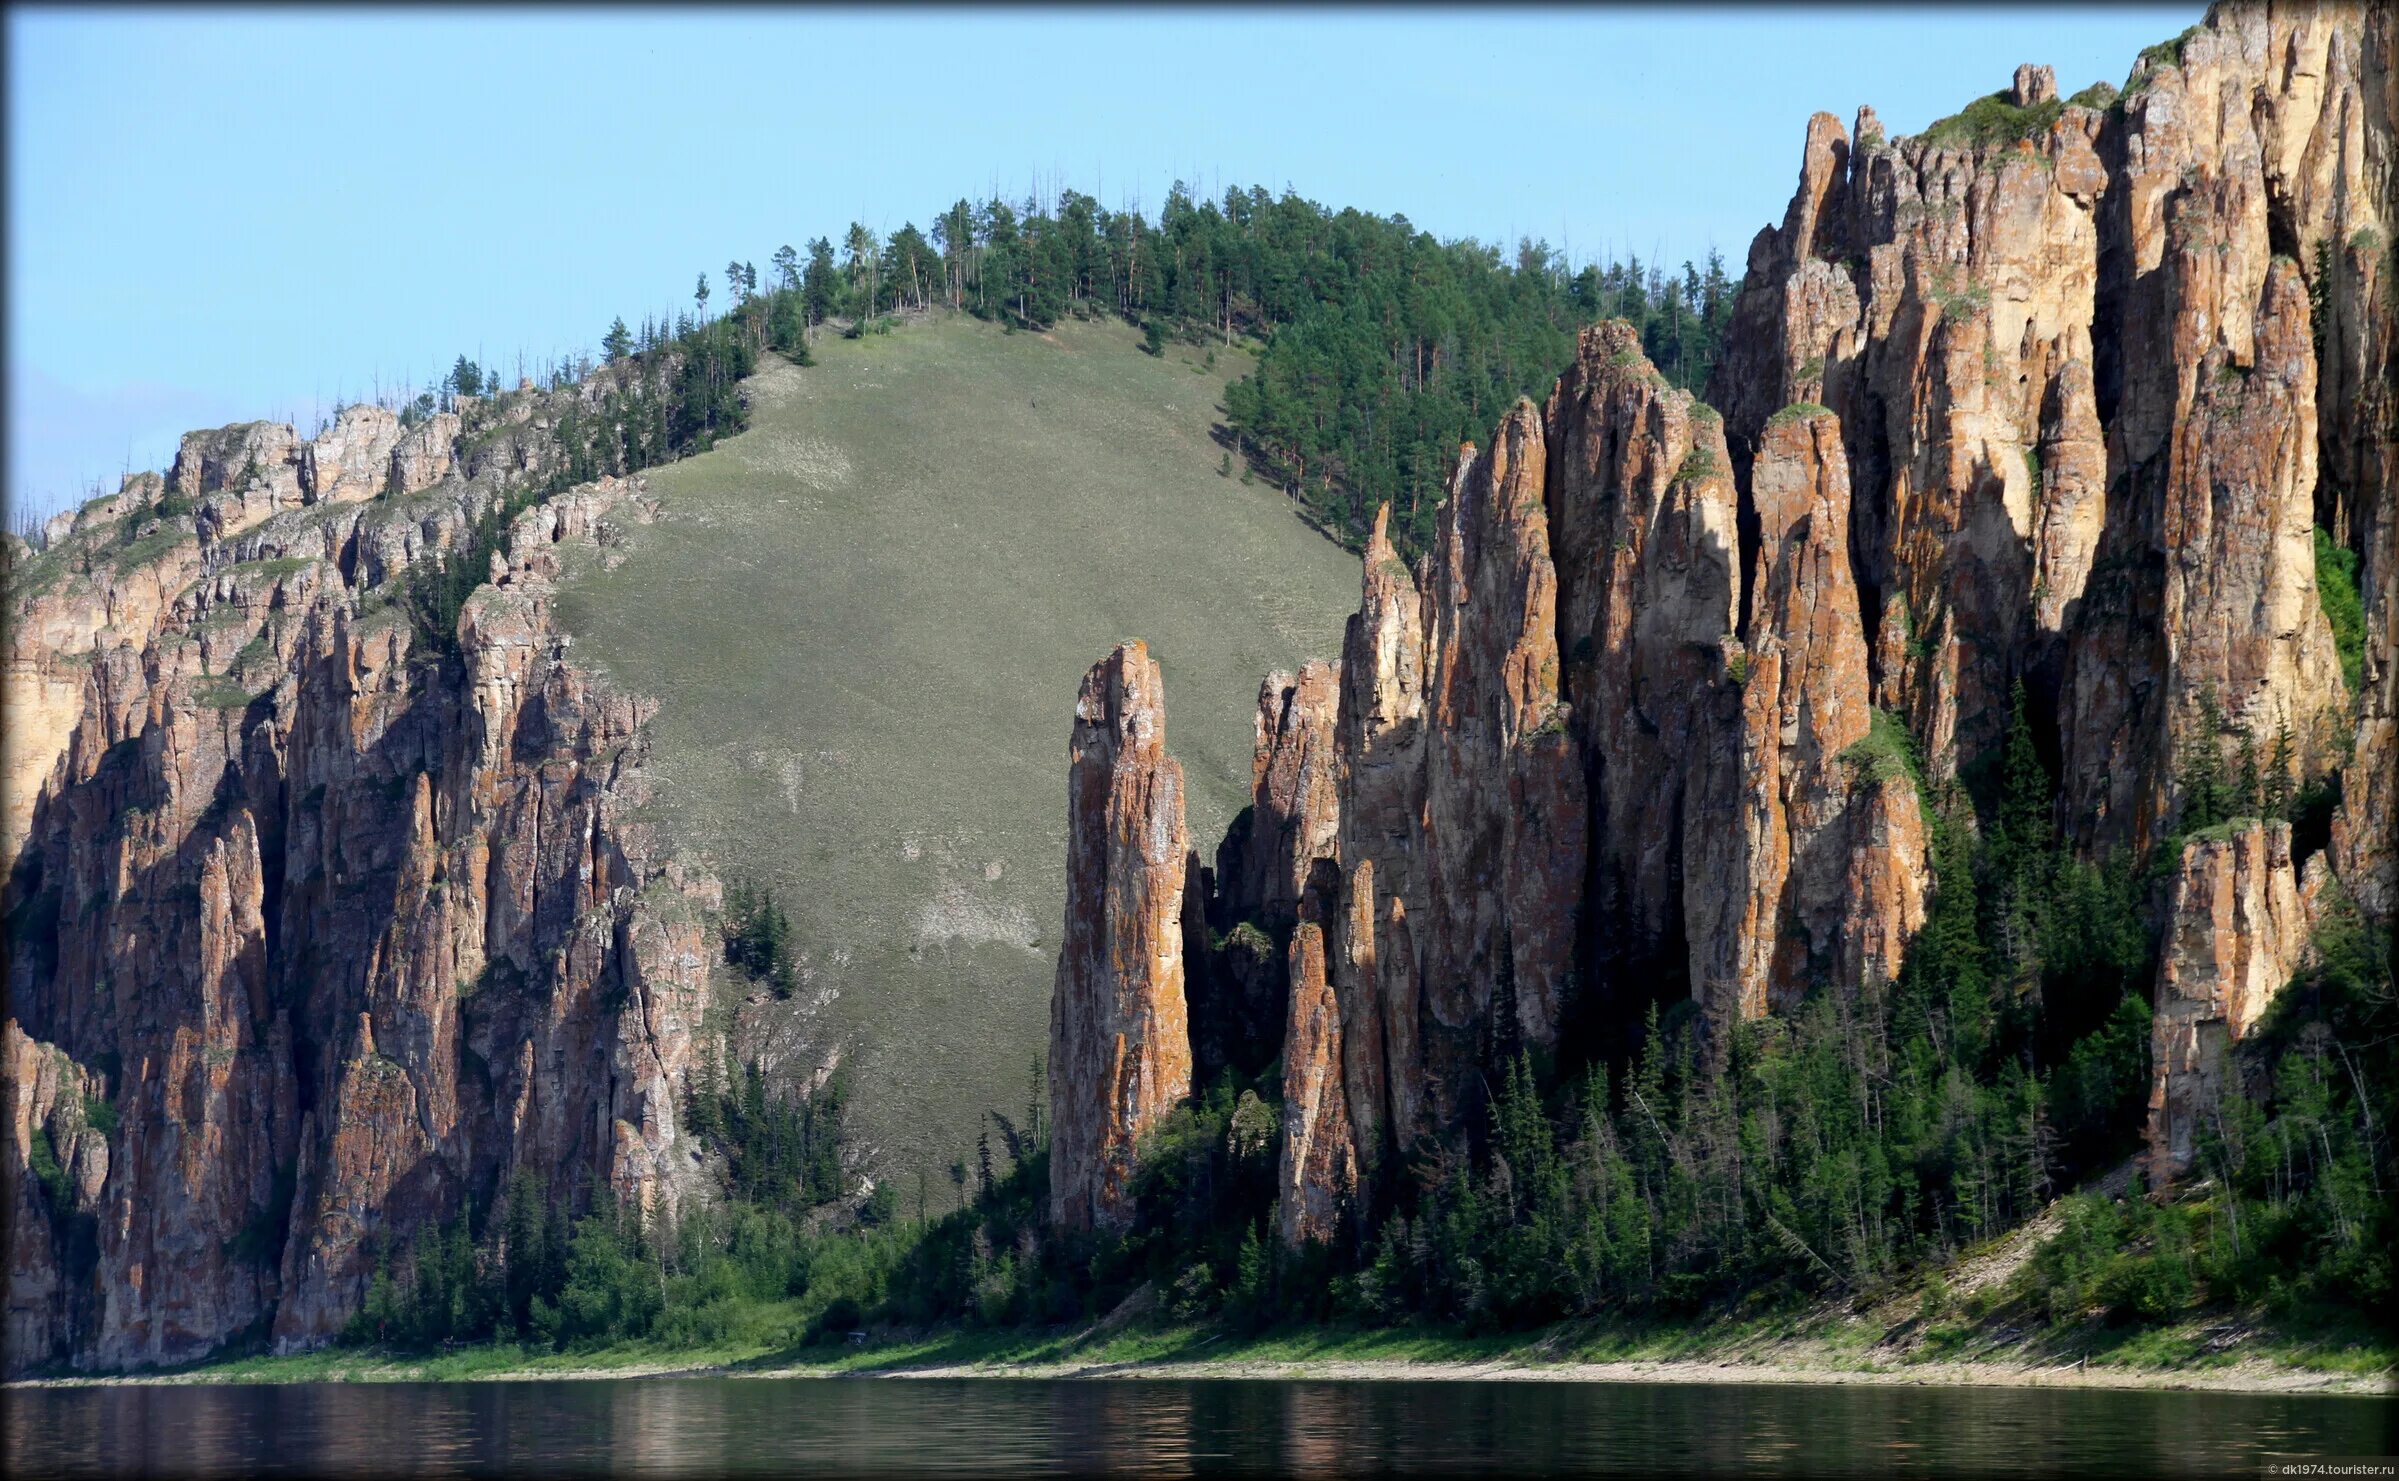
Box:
[15, 1309, 2390, 1397]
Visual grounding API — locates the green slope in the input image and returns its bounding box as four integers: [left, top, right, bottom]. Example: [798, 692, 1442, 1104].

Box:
[555, 314, 1359, 1183]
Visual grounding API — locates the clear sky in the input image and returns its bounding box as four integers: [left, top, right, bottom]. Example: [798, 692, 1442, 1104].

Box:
[6, 4, 2198, 526]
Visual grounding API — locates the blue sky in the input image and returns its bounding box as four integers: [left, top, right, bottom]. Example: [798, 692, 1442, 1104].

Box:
[6, 4, 2197, 525]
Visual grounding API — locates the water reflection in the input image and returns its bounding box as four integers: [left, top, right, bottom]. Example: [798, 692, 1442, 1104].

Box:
[5, 1374, 2390, 1477]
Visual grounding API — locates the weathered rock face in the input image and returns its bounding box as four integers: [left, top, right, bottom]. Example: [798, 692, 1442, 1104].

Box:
[1687, 408, 1927, 1021]
[1711, 4, 2380, 864]
[1154, 5, 2396, 1241]
[1328, 509, 1430, 1163]
[1047, 642, 1193, 1233]
[1545, 323, 1742, 1012]
[1417, 408, 1586, 1066]
[298, 405, 402, 505]
[6, 1022, 108, 1369]
[2326, 8, 2399, 926]
[390, 413, 462, 498]
[4, 377, 713, 1373]
[1275, 923, 1355, 1246]
[2147, 821, 2314, 1180]
[1223, 662, 1343, 932]
[1289, 416, 1588, 1208]
[1217, 334, 1933, 1242]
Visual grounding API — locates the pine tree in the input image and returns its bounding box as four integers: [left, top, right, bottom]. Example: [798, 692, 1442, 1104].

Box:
[2235, 727, 2262, 820]
[804, 238, 837, 333]
[2266, 719, 2297, 818]
[1991, 682, 2055, 981]
[2182, 684, 2230, 830]
[1489, 934, 1524, 1075]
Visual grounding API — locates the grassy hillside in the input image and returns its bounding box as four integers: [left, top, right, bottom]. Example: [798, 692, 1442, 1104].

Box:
[555, 313, 1359, 1186]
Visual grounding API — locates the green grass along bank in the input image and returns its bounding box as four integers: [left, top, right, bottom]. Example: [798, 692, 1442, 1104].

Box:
[25, 1301, 2389, 1397]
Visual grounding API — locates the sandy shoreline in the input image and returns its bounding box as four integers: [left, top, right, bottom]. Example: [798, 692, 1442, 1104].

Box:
[16, 1352, 2390, 1397]
[872, 1355, 2394, 1396]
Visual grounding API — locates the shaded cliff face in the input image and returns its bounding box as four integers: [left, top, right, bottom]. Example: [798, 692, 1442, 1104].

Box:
[1544, 324, 1742, 1014]
[1108, 4, 2394, 1244]
[1686, 408, 1930, 1022]
[4, 385, 715, 1373]
[1047, 642, 1193, 1233]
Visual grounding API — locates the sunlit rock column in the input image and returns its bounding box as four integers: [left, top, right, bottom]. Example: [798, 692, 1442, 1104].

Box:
[1048, 642, 1194, 1232]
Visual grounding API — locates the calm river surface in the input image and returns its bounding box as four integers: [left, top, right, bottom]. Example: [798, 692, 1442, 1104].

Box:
[6, 1376, 2392, 1477]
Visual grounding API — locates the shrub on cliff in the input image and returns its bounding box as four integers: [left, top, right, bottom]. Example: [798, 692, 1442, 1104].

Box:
[2315, 527, 2365, 696]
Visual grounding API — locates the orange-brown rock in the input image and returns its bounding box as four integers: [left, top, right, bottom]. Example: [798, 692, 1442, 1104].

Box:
[1224, 661, 1343, 931]
[1416, 405, 1585, 1085]
[1712, 6, 2377, 866]
[4, 372, 713, 1374]
[2325, 5, 2397, 925]
[1330, 507, 1430, 1159]
[1188, 660, 1346, 1091]
[1047, 641, 1193, 1233]
[1687, 406, 1926, 1020]
[1258, 333, 1936, 1232]
[2146, 821, 2313, 1181]
[5, 1022, 110, 1368]
[1544, 322, 1742, 1016]
[1275, 922, 1355, 1246]
[298, 405, 402, 505]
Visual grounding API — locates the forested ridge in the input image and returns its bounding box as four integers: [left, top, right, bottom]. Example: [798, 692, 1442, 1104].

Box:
[382, 181, 1739, 562]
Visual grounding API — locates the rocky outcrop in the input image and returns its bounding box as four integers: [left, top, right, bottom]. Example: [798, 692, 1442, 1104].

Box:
[1213, 334, 1937, 1242]
[1221, 662, 1343, 933]
[1047, 642, 1193, 1233]
[6, 1023, 108, 1371]
[4, 369, 715, 1373]
[1133, 4, 2396, 1243]
[1545, 323, 1743, 1014]
[1688, 406, 1927, 1020]
[2326, 4, 2398, 924]
[1416, 408, 1586, 1066]
[298, 405, 402, 505]
[1327, 508, 1431, 1163]
[172, 421, 303, 541]
[1186, 661, 1345, 1089]
[1711, 5, 2377, 861]
[1714, 1, 2399, 948]
[2146, 821, 2315, 1180]
[1276, 923, 1355, 1246]
[389, 413, 462, 497]
[1292, 416, 1590, 1206]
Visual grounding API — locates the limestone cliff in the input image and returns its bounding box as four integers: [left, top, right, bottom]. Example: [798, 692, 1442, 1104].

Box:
[1704, 2, 2392, 1201]
[4, 378, 718, 1373]
[1275, 922, 1355, 1246]
[1097, 3, 2396, 1245]
[1712, 7, 2379, 857]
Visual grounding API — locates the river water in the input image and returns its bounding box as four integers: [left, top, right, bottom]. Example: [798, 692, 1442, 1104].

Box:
[6, 1375, 2392, 1476]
